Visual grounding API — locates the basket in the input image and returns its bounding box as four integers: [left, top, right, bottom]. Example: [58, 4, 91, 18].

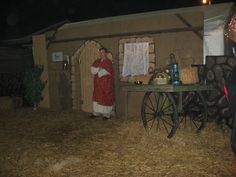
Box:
[152, 72, 170, 85]
[134, 74, 152, 85]
[180, 67, 199, 84]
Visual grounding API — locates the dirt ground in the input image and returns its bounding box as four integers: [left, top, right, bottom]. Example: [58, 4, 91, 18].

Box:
[0, 108, 234, 177]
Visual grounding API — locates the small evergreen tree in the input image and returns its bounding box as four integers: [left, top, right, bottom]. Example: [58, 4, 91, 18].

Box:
[23, 64, 47, 109]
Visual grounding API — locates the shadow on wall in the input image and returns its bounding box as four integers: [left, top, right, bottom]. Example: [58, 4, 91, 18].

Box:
[58, 73, 72, 110]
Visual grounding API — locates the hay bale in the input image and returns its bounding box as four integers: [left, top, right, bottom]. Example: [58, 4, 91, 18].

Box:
[0, 96, 13, 109]
[12, 96, 23, 108]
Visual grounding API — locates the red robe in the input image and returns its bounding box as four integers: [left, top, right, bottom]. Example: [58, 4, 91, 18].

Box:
[92, 58, 115, 106]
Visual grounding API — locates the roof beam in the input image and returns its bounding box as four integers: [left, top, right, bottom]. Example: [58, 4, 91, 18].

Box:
[48, 26, 203, 44]
[175, 13, 203, 40]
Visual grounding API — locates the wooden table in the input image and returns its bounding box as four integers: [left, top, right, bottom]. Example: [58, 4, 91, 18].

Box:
[121, 83, 214, 119]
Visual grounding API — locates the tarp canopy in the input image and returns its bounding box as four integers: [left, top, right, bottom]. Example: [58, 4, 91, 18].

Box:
[203, 3, 234, 63]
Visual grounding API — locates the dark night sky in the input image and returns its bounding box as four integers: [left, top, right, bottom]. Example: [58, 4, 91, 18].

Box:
[0, 0, 233, 40]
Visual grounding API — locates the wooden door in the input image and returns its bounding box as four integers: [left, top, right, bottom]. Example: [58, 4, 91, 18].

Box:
[79, 42, 100, 112]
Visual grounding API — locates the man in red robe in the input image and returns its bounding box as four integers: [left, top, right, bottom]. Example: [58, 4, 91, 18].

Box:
[90, 47, 115, 119]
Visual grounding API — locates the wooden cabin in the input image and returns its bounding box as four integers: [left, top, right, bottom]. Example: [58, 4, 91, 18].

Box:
[32, 2, 234, 118]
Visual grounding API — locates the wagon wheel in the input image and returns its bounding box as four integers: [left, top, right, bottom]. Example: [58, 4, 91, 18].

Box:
[180, 91, 207, 132]
[141, 92, 178, 138]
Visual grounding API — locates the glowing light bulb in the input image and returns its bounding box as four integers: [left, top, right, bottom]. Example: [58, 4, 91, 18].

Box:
[202, 0, 211, 5]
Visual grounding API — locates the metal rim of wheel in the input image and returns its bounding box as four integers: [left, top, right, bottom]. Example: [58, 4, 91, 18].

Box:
[180, 91, 207, 132]
[141, 92, 178, 138]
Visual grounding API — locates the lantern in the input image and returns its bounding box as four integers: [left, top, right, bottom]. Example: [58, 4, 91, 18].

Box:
[62, 56, 71, 70]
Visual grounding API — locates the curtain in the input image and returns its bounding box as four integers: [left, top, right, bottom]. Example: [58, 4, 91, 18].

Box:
[122, 42, 149, 77]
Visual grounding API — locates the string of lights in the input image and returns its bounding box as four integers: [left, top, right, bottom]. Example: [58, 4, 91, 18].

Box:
[225, 13, 236, 42]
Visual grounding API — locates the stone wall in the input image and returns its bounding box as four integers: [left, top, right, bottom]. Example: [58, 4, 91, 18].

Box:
[205, 55, 236, 126]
